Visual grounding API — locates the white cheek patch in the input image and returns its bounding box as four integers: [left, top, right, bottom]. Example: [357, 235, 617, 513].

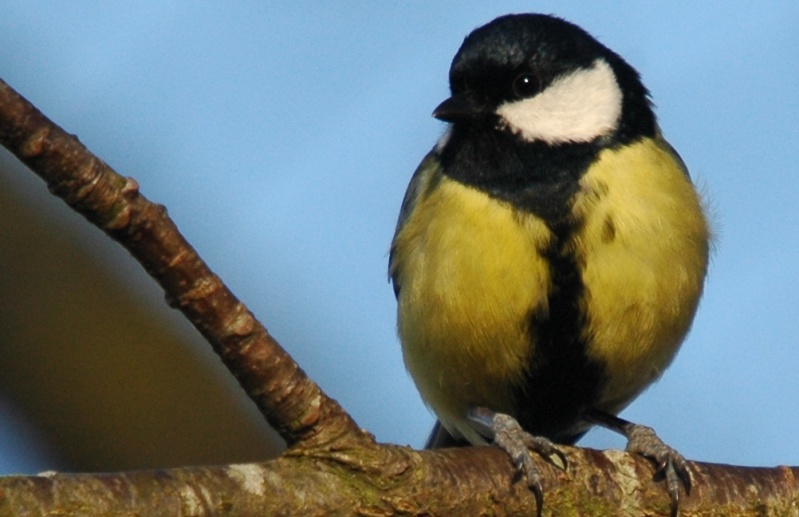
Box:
[496, 59, 623, 144]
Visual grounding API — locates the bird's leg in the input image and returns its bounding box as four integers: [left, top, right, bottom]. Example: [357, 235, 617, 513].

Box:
[468, 407, 567, 517]
[585, 409, 691, 517]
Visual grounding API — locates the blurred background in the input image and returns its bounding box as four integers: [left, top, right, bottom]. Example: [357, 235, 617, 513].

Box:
[1, 2, 797, 475]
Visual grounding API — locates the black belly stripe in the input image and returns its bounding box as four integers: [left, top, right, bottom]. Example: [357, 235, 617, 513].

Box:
[439, 123, 610, 443]
[512, 215, 605, 443]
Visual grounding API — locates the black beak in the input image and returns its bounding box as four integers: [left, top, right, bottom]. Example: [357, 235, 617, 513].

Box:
[432, 94, 487, 123]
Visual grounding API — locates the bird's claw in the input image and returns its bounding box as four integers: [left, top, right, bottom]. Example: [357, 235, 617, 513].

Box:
[469, 408, 566, 517]
[626, 424, 691, 517]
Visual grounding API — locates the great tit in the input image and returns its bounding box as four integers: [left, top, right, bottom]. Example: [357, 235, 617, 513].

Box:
[389, 13, 709, 515]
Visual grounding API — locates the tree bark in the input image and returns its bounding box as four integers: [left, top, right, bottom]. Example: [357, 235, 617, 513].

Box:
[1, 77, 797, 516]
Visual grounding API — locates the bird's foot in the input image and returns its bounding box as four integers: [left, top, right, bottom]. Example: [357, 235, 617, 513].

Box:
[468, 407, 567, 517]
[586, 410, 690, 517]
[625, 423, 691, 517]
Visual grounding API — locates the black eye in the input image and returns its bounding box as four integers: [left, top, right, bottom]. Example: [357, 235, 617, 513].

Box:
[512, 73, 541, 98]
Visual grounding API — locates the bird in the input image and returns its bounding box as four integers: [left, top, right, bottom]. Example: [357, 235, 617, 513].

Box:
[388, 13, 710, 516]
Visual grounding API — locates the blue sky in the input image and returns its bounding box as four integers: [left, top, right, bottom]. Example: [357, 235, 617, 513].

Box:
[1, 2, 798, 473]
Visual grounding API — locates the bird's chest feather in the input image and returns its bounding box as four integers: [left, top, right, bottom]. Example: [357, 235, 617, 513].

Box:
[573, 139, 709, 410]
[392, 174, 554, 425]
[392, 138, 708, 435]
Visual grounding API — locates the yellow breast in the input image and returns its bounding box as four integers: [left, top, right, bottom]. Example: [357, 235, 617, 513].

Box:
[575, 138, 709, 411]
[391, 137, 709, 442]
[391, 166, 553, 443]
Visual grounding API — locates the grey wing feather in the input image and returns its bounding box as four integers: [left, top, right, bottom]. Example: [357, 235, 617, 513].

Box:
[388, 149, 441, 296]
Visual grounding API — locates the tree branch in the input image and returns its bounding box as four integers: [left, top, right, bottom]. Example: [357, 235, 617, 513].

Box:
[1, 76, 798, 515]
[0, 445, 797, 515]
[0, 77, 364, 450]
